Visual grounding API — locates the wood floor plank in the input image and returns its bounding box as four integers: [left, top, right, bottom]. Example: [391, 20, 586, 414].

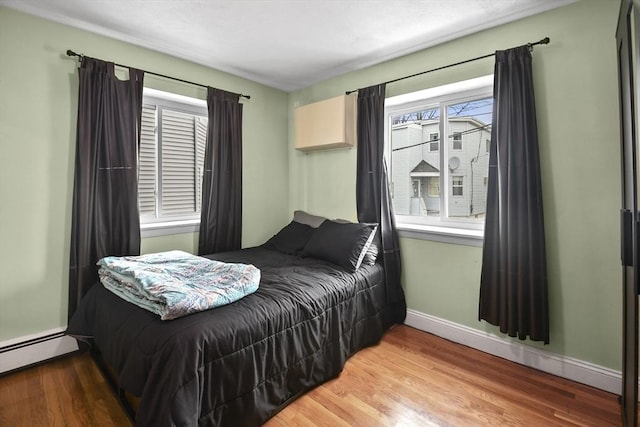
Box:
[351, 344, 527, 425]
[0, 363, 33, 427]
[26, 369, 51, 427]
[383, 328, 617, 425]
[0, 326, 623, 426]
[0, 353, 131, 427]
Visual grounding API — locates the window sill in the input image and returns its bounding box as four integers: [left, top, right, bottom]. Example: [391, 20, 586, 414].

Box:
[141, 219, 199, 238]
[397, 223, 483, 247]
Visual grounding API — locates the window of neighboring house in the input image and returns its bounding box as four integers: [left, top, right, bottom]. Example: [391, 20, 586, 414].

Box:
[139, 88, 208, 236]
[385, 75, 493, 244]
[429, 133, 439, 151]
[452, 132, 463, 150]
[452, 176, 464, 196]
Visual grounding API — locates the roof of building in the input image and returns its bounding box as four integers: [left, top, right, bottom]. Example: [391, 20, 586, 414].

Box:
[411, 160, 439, 173]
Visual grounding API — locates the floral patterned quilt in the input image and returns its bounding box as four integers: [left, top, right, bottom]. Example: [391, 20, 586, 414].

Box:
[98, 250, 260, 320]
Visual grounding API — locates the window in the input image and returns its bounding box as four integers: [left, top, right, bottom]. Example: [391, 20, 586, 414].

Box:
[429, 133, 439, 151]
[452, 132, 463, 150]
[139, 88, 208, 231]
[385, 75, 493, 238]
[452, 176, 463, 196]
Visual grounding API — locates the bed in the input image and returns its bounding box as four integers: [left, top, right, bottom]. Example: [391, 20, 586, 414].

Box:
[66, 218, 406, 426]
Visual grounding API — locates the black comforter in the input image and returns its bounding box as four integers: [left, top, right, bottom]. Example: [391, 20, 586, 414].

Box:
[67, 247, 405, 426]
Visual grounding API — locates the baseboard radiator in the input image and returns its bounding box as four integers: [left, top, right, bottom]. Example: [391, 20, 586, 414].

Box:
[0, 328, 79, 375]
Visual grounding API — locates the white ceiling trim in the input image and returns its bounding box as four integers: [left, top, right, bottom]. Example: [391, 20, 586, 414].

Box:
[318, 1, 576, 91]
[0, 0, 577, 92]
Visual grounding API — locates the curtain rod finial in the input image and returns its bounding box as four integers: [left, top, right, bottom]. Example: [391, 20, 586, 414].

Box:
[541, 37, 550, 44]
[67, 49, 83, 60]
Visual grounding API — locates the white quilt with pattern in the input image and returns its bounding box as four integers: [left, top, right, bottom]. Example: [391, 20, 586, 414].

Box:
[98, 250, 260, 320]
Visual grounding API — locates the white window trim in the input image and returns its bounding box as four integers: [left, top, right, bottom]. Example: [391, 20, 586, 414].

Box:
[141, 219, 200, 238]
[144, 87, 207, 110]
[385, 75, 493, 245]
[397, 223, 484, 247]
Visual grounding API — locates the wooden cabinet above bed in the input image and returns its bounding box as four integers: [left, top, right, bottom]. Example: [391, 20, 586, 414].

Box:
[294, 94, 357, 151]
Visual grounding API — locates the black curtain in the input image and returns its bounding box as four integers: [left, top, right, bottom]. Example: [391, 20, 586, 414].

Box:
[68, 57, 144, 319]
[198, 87, 243, 255]
[479, 46, 549, 343]
[356, 84, 406, 320]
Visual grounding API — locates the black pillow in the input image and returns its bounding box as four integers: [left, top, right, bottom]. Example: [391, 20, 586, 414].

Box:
[263, 221, 315, 255]
[335, 218, 379, 265]
[301, 220, 378, 272]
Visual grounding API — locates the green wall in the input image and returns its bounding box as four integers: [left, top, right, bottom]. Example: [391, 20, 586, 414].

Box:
[0, 0, 625, 372]
[0, 7, 290, 342]
[288, 0, 622, 370]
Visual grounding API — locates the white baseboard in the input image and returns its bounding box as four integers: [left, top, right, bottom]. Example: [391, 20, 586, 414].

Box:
[0, 327, 79, 374]
[405, 309, 622, 396]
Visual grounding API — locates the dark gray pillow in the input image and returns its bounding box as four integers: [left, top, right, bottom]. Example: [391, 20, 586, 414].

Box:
[335, 218, 379, 265]
[301, 220, 378, 272]
[263, 221, 315, 255]
[293, 210, 327, 228]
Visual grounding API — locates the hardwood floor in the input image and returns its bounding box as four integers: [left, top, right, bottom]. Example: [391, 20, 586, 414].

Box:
[0, 347, 130, 426]
[0, 325, 622, 426]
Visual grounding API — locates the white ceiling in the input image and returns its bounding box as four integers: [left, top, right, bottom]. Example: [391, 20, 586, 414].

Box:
[0, 0, 575, 92]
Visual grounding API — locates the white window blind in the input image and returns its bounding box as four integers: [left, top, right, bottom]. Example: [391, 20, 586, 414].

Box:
[139, 95, 208, 224]
[139, 104, 157, 217]
[161, 108, 197, 216]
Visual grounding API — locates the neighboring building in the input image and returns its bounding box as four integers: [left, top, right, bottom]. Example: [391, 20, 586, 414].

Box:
[390, 117, 491, 219]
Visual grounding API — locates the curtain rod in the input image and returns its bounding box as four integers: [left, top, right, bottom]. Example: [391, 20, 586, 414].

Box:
[345, 37, 550, 95]
[66, 49, 251, 100]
